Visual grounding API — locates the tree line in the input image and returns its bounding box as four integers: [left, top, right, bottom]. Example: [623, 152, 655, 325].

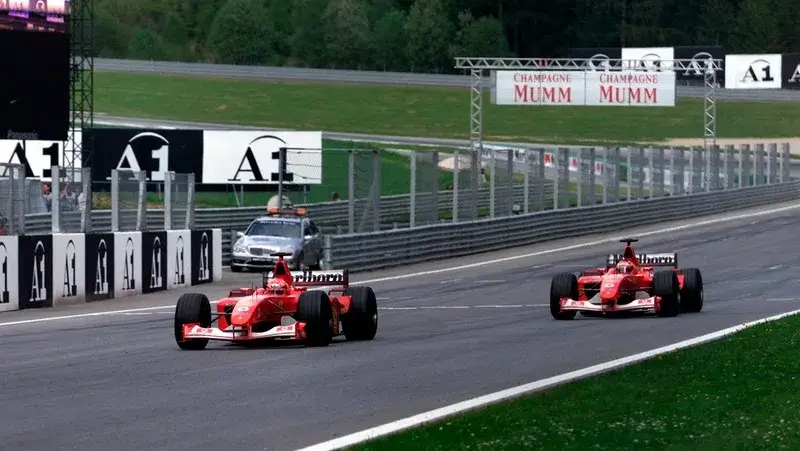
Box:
[93, 0, 800, 74]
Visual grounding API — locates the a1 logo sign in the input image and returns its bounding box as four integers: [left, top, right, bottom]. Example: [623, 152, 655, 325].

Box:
[789, 64, 800, 84]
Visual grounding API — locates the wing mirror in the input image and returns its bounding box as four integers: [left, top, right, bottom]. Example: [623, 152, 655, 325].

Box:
[236, 231, 244, 238]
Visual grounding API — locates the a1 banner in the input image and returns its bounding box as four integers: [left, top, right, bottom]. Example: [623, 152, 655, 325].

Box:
[724, 54, 782, 89]
[0, 235, 20, 312]
[18, 234, 53, 309]
[620, 47, 675, 71]
[190, 230, 214, 285]
[114, 232, 142, 298]
[167, 230, 191, 290]
[52, 233, 86, 304]
[82, 129, 204, 184]
[85, 233, 115, 302]
[141, 231, 167, 294]
[674, 46, 726, 85]
[782, 53, 800, 90]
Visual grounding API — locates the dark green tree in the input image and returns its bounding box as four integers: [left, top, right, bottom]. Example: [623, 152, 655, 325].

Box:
[206, 0, 278, 65]
[406, 0, 456, 72]
[371, 9, 409, 70]
[451, 11, 512, 58]
[323, 0, 372, 69]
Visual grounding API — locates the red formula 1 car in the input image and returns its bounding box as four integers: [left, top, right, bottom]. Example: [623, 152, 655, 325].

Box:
[173, 253, 378, 350]
[549, 238, 704, 320]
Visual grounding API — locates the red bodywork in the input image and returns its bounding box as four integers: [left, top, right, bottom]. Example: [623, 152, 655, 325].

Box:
[178, 258, 355, 344]
[558, 245, 685, 314]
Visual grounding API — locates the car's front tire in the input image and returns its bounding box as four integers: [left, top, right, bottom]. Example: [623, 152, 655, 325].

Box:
[174, 293, 212, 350]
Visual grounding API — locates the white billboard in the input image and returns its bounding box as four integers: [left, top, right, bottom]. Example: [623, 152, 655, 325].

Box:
[495, 70, 676, 107]
[724, 54, 782, 89]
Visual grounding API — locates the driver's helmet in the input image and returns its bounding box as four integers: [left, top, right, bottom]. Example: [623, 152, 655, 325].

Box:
[266, 279, 289, 295]
[616, 261, 634, 274]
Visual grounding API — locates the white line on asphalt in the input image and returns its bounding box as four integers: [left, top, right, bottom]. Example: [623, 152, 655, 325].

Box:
[293, 308, 800, 451]
[1, 202, 799, 328]
[122, 305, 550, 314]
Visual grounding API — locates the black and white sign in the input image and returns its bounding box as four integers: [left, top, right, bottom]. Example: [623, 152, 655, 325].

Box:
[114, 232, 142, 298]
[782, 53, 800, 90]
[141, 231, 167, 294]
[0, 235, 20, 312]
[83, 129, 203, 183]
[191, 230, 214, 285]
[85, 233, 115, 302]
[621, 47, 675, 71]
[724, 54, 782, 89]
[568, 47, 622, 71]
[167, 230, 191, 289]
[0, 130, 78, 179]
[201, 131, 322, 185]
[18, 235, 53, 309]
[674, 46, 725, 84]
[52, 233, 86, 304]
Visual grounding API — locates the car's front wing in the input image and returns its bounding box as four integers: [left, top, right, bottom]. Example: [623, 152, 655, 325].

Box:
[560, 296, 661, 313]
[182, 323, 308, 342]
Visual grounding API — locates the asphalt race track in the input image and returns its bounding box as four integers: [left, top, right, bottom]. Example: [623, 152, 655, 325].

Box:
[3, 202, 800, 451]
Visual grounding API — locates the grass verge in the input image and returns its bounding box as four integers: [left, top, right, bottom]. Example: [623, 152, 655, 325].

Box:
[351, 313, 800, 451]
[95, 71, 800, 142]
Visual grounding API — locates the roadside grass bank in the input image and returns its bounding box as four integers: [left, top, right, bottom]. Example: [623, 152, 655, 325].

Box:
[350, 313, 800, 451]
[94, 71, 800, 142]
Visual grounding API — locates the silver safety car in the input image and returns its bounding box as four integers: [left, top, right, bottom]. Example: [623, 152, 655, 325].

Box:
[230, 207, 324, 272]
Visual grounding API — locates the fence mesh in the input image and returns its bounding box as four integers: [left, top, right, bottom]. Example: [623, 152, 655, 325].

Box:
[115, 170, 143, 232]
[167, 172, 193, 229]
[412, 151, 439, 226]
[0, 163, 29, 234]
[52, 167, 89, 233]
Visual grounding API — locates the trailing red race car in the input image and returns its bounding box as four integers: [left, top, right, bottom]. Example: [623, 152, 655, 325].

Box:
[549, 238, 703, 320]
[174, 253, 378, 349]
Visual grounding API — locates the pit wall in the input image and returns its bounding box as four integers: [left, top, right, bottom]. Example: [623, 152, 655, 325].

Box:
[0, 228, 223, 312]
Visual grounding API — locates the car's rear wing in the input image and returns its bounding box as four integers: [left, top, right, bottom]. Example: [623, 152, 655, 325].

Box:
[606, 252, 678, 268]
[262, 269, 350, 289]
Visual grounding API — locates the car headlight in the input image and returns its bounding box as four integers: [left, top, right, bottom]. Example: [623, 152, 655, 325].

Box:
[280, 246, 297, 254]
[233, 240, 247, 254]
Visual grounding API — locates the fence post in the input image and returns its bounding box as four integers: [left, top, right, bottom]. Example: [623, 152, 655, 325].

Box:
[51, 166, 61, 233]
[371, 150, 381, 231]
[452, 149, 459, 222]
[488, 149, 496, 218]
[81, 167, 92, 234]
[164, 171, 172, 231]
[111, 170, 119, 232]
[409, 151, 416, 228]
[347, 150, 355, 234]
[136, 170, 147, 231]
[186, 173, 196, 230]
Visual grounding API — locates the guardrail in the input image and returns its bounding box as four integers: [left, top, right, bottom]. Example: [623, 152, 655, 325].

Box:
[324, 181, 800, 272]
[95, 58, 800, 103]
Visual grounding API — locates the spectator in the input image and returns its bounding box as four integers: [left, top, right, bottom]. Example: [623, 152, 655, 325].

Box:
[330, 192, 341, 202]
[42, 183, 52, 212]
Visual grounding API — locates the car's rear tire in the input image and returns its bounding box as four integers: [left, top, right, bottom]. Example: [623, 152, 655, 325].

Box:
[296, 290, 333, 347]
[550, 273, 578, 320]
[653, 272, 680, 317]
[342, 286, 378, 341]
[680, 268, 704, 313]
[174, 293, 212, 350]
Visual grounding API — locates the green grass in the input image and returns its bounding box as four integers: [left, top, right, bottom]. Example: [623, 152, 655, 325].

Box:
[351, 314, 800, 451]
[95, 71, 800, 143]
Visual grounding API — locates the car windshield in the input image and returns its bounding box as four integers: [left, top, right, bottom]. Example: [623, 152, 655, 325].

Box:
[246, 220, 300, 238]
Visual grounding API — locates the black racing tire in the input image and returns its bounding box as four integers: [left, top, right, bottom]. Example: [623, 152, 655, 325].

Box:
[230, 264, 242, 272]
[680, 268, 704, 313]
[174, 293, 212, 350]
[342, 286, 378, 341]
[550, 273, 579, 320]
[296, 290, 333, 347]
[653, 271, 680, 317]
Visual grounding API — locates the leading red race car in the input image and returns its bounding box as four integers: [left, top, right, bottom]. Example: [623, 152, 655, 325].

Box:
[174, 253, 378, 350]
[549, 238, 703, 320]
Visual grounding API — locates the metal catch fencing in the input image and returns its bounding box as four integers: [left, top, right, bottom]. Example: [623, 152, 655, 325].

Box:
[0, 163, 40, 235]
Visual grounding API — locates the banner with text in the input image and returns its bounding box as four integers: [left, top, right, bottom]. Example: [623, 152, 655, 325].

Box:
[201, 131, 322, 185]
[782, 53, 800, 90]
[724, 54, 782, 89]
[494, 70, 676, 106]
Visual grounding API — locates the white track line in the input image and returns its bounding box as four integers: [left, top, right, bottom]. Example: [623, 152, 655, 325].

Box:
[294, 308, 800, 451]
[118, 305, 550, 315]
[1, 202, 799, 328]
